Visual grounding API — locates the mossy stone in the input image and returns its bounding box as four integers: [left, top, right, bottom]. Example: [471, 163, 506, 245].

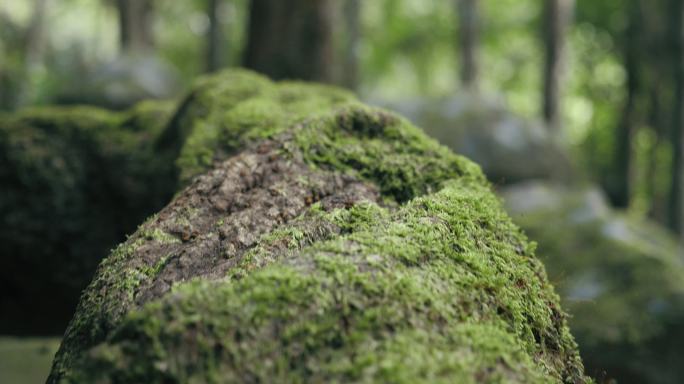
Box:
[503, 181, 684, 384]
[0, 101, 176, 334]
[48, 70, 589, 383]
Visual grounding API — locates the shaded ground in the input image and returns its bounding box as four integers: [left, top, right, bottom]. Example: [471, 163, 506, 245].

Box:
[0, 337, 61, 384]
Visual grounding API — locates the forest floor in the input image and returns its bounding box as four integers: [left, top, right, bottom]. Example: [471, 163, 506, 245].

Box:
[0, 337, 61, 384]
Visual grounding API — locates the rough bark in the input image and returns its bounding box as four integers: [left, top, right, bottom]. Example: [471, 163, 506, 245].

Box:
[243, 0, 335, 82]
[542, 0, 574, 133]
[47, 69, 589, 383]
[457, 0, 480, 91]
[115, 0, 154, 52]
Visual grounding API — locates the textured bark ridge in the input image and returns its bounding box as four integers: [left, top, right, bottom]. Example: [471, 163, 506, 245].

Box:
[48, 70, 589, 383]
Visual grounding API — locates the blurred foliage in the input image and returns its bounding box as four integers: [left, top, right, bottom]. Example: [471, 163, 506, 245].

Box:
[0, 0, 677, 220]
[0, 337, 61, 384]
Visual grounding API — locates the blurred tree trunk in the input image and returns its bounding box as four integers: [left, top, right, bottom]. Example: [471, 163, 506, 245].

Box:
[669, 0, 684, 238]
[115, 0, 154, 53]
[542, 0, 574, 133]
[25, 0, 49, 67]
[342, 0, 360, 90]
[206, 0, 225, 72]
[647, 89, 666, 221]
[457, 0, 480, 91]
[610, 2, 642, 208]
[243, 0, 335, 82]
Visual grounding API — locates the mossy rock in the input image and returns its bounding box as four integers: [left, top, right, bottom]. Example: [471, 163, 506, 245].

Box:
[502, 181, 684, 384]
[48, 70, 589, 383]
[48, 71, 587, 383]
[0, 100, 176, 334]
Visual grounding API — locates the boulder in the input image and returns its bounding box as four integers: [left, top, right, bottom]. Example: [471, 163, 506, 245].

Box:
[56, 54, 181, 110]
[47, 70, 588, 383]
[376, 94, 574, 184]
[0, 100, 176, 334]
[502, 181, 684, 384]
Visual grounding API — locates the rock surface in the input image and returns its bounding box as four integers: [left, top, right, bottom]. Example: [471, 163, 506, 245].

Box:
[502, 181, 684, 384]
[45, 70, 590, 383]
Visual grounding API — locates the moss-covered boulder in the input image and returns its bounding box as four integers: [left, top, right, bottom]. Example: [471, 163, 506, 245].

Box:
[502, 181, 684, 384]
[48, 70, 589, 383]
[0, 101, 176, 334]
[376, 94, 574, 184]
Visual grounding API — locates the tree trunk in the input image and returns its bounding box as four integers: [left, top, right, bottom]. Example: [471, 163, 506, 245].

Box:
[610, 1, 641, 208]
[25, 0, 49, 68]
[542, 0, 574, 133]
[243, 0, 335, 82]
[646, 89, 665, 221]
[457, 0, 480, 91]
[115, 0, 154, 53]
[206, 0, 225, 73]
[669, 0, 684, 239]
[342, 0, 361, 90]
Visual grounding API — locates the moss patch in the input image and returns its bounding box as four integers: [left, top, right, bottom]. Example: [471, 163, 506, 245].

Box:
[503, 182, 684, 383]
[0, 101, 175, 334]
[69, 181, 585, 383]
[47, 70, 588, 383]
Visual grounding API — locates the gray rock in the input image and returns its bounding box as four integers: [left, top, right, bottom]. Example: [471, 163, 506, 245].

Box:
[501, 181, 684, 384]
[373, 93, 574, 184]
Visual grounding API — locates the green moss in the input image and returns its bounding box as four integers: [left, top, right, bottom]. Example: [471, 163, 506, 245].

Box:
[291, 106, 484, 202]
[172, 70, 483, 201]
[504, 184, 684, 383]
[50, 69, 588, 383]
[67, 180, 586, 383]
[0, 101, 176, 334]
[172, 71, 357, 183]
[140, 227, 180, 245]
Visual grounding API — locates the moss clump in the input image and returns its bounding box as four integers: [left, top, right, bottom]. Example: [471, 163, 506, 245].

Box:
[0, 101, 175, 334]
[503, 182, 684, 384]
[164, 70, 357, 183]
[166, 70, 482, 200]
[49, 69, 589, 383]
[69, 181, 585, 383]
